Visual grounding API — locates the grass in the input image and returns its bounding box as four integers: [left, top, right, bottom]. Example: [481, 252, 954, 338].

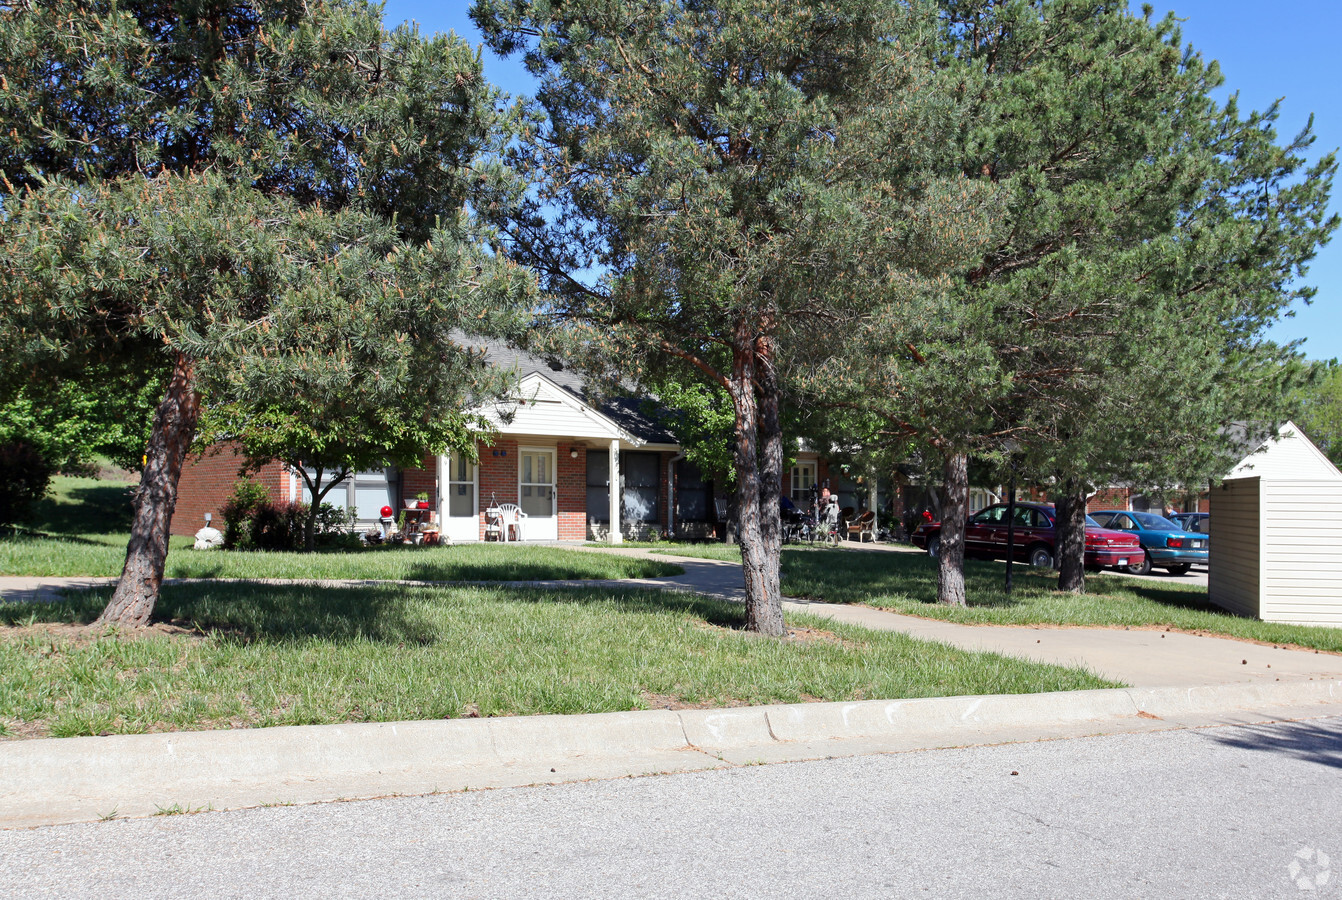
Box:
[0, 581, 1118, 739]
[775, 547, 1342, 653]
[0, 534, 684, 581]
[2, 475, 682, 581]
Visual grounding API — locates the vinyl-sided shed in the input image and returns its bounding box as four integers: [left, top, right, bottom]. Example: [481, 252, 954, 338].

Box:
[1209, 421, 1342, 626]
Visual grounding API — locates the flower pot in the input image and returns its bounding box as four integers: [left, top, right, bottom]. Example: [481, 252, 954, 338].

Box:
[404, 500, 418, 509]
[417, 500, 429, 509]
[411, 533, 424, 545]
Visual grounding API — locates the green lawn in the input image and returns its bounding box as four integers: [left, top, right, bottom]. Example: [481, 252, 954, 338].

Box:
[0, 581, 1117, 739]
[2, 475, 681, 581]
[774, 547, 1342, 653]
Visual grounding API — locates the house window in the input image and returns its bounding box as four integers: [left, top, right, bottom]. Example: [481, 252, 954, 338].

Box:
[304, 466, 395, 523]
[675, 460, 710, 522]
[790, 462, 816, 503]
[622, 452, 660, 523]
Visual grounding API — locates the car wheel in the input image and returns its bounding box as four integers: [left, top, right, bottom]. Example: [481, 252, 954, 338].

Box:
[1165, 564, 1192, 576]
[1027, 544, 1054, 569]
[927, 536, 940, 559]
[1125, 553, 1153, 576]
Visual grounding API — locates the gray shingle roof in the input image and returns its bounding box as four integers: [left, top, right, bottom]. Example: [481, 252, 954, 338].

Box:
[461, 336, 678, 446]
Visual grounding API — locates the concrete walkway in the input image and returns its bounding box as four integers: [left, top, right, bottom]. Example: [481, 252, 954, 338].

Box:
[564, 545, 1342, 689]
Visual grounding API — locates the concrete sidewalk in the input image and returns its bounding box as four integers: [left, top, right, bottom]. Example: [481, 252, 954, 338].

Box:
[4, 680, 1341, 829]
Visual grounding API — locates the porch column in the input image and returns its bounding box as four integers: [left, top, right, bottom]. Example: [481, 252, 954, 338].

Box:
[436, 454, 447, 528]
[869, 479, 879, 537]
[609, 439, 622, 544]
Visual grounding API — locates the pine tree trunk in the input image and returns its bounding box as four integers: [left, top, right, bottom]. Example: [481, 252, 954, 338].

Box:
[937, 451, 969, 607]
[97, 353, 200, 627]
[756, 334, 785, 618]
[1055, 480, 1088, 594]
[731, 340, 784, 636]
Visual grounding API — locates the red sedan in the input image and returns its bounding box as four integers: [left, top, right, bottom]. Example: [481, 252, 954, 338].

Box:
[911, 502, 1141, 570]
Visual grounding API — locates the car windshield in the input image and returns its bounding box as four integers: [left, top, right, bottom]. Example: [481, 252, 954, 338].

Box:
[1132, 512, 1178, 530]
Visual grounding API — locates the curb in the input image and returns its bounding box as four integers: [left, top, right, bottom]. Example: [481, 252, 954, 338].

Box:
[3, 679, 1340, 829]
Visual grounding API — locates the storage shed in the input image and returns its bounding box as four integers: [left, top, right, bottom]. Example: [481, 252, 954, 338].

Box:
[1209, 421, 1342, 626]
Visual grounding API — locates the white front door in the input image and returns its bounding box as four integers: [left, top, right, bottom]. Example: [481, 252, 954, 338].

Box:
[442, 453, 478, 542]
[519, 447, 557, 540]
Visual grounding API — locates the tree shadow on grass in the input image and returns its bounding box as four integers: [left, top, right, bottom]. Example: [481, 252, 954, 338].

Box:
[401, 555, 678, 583]
[1204, 718, 1342, 770]
[782, 547, 1041, 607]
[0, 583, 438, 645]
[476, 583, 747, 630]
[32, 483, 136, 535]
[0, 581, 741, 643]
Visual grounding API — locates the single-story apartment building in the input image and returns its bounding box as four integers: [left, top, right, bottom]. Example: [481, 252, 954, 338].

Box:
[173, 341, 867, 542]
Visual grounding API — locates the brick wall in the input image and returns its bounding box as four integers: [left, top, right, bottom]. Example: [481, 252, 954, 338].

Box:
[400, 457, 437, 510]
[557, 442, 586, 540]
[1086, 487, 1130, 514]
[478, 439, 519, 540]
[173, 443, 287, 536]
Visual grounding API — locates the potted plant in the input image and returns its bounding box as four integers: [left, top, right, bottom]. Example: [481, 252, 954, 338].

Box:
[416, 491, 430, 510]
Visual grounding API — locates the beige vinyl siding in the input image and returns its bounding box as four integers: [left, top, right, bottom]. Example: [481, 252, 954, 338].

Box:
[1259, 480, 1342, 626]
[1208, 478, 1261, 618]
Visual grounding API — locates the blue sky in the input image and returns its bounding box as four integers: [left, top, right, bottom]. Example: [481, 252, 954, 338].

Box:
[383, 1, 1342, 362]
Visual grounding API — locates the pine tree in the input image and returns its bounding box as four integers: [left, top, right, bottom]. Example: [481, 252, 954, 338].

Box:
[814, 0, 1336, 601]
[472, 0, 991, 633]
[0, 1, 534, 624]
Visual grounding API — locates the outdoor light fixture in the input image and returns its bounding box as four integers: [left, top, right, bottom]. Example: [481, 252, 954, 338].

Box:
[204, 512, 212, 526]
[570, 448, 579, 459]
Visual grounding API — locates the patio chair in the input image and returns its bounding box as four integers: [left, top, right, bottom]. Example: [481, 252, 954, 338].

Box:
[495, 503, 527, 542]
[849, 510, 876, 543]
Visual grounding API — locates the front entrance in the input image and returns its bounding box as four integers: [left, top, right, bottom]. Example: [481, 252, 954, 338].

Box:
[442, 453, 478, 543]
[519, 447, 557, 540]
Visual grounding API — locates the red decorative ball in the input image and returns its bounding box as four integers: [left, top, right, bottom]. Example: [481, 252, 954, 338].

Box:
[380, 505, 393, 518]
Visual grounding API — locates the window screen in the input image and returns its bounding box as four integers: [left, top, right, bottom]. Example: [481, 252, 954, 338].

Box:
[676, 460, 710, 522]
[622, 452, 660, 523]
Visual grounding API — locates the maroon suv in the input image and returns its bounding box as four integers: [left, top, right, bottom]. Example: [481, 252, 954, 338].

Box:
[911, 502, 1141, 569]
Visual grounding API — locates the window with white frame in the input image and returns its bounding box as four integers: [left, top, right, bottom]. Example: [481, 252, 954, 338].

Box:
[790, 462, 816, 503]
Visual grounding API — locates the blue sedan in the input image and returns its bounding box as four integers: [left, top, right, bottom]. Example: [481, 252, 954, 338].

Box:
[1087, 510, 1208, 576]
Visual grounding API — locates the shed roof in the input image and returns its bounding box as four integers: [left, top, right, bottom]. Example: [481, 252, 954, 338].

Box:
[1224, 421, 1342, 481]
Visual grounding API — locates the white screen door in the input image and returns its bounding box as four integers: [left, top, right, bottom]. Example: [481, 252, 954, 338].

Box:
[443, 454, 478, 542]
[519, 448, 557, 540]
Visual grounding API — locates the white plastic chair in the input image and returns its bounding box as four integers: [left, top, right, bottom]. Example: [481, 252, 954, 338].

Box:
[496, 503, 527, 542]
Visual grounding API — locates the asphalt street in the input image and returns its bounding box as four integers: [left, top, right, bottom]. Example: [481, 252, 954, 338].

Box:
[3, 716, 1339, 899]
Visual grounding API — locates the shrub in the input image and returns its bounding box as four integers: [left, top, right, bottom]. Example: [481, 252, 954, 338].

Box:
[0, 440, 53, 527]
[220, 479, 269, 550]
[220, 479, 357, 551]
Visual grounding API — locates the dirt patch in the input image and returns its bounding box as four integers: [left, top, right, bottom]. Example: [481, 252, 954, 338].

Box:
[692, 620, 858, 648]
[0, 621, 204, 646]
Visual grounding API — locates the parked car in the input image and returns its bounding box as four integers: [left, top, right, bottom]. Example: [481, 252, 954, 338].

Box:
[910, 502, 1142, 570]
[1086, 510, 1208, 576]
